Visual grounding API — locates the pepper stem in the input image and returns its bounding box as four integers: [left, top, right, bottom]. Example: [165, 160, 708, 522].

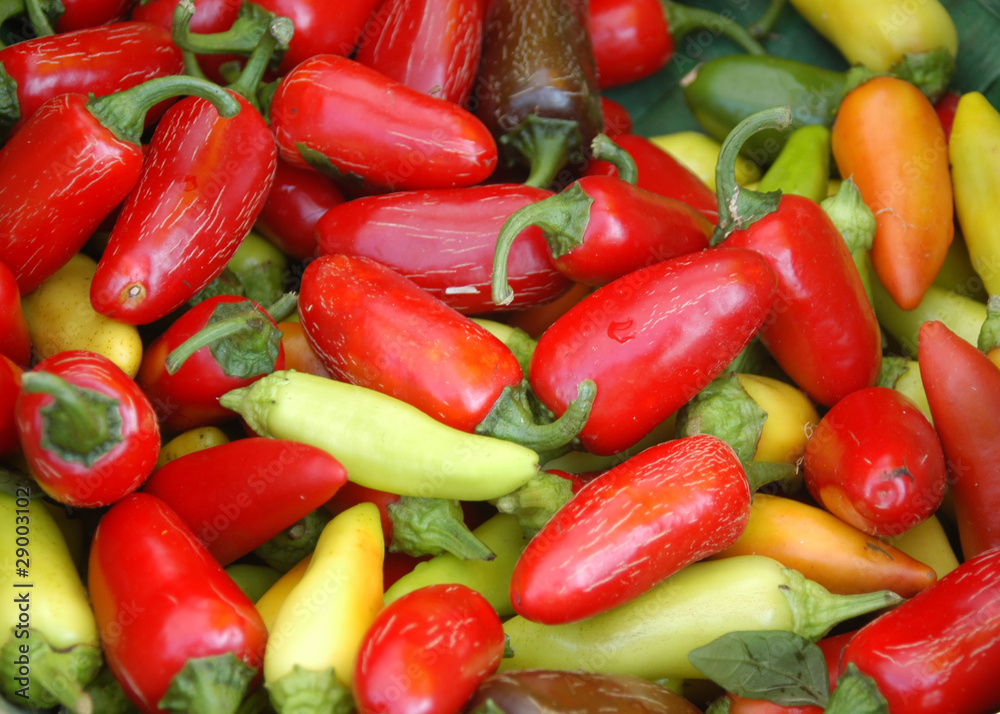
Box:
[476, 379, 596, 454]
[492, 185, 594, 306]
[227, 16, 294, 106]
[663, 1, 767, 56]
[388, 496, 496, 561]
[711, 106, 792, 246]
[0, 0, 25, 47]
[781, 567, 902, 641]
[157, 652, 257, 714]
[87, 74, 241, 146]
[172, 0, 276, 55]
[590, 133, 638, 184]
[20, 372, 123, 466]
[748, 0, 787, 38]
[501, 114, 582, 190]
[22, 0, 57, 37]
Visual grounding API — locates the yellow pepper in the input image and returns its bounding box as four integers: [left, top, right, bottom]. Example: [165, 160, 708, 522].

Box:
[155, 426, 231, 468]
[649, 131, 761, 189]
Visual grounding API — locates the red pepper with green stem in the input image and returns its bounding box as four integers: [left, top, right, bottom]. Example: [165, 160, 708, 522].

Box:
[131, 0, 243, 82]
[90, 9, 285, 325]
[711, 107, 882, 408]
[491, 136, 713, 303]
[299, 254, 595, 453]
[313, 183, 573, 315]
[0, 20, 184, 137]
[0, 259, 30, 369]
[0, 71, 239, 296]
[15, 350, 160, 508]
[137, 293, 293, 435]
[88, 492, 268, 714]
[918, 320, 1000, 560]
[528, 246, 777, 456]
[838, 544, 1000, 714]
[353, 0, 485, 106]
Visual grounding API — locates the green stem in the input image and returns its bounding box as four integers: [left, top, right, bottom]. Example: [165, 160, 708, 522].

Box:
[166, 312, 270, 374]
[477, 379, 596, 454]
[711, 106, 792, 246]
[748, 0, 787, 38]
[388, 496, 496, 561]
[501, 114, 582, 190]
[977, 294, 1000, 353]
[493, 471, 575, 537]
[590, 133, 638, 184]
[664, 0, 767, 56]
[783, 568, 902, 641]
[492, 185, 593, 306]
[227, 16, 293, 106]
[22, 0, 56, 37]
[157, 653, 257, 714]
[172, 0, 273, 55]
[88, 74, 241, 146]
[745, 461, 798, 493]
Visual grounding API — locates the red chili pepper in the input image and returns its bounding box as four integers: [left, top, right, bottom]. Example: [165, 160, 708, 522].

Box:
[299, 254, 593, 451]
[802, 386, 946, 538]
[0, 259, 30, 369]
[15, 350, 160, 508]
[529, 246, 777, 456]
[491, 173, 712, 301]
[600, 96, 633, 137]
[268, 54, 497, 193]
[353, 583, 506, 714]
[713, 108, 882, 407]
[0, 74, 239, 296]
[588, 0, 674, 89]
[510, 434, 753, 624]
[256, 158, 346, 261]
[838, 545, 1000, 714]
[918, 319, 1000, 560]
[91, 18, 282, 325]
[142, 437, 348, 565]
[88, 492, 268, 714]
[582, 132, 719, 224]
[934, 90, 961, 143]
[253, 0, 384, 72]
[354, 0, 485, 106]
[313, 184, 572, 315]
[130, 0, 241, 33]
[0, 354, 22, 459]
[136, 294, 288, 434]
[0, 21, 184, 136]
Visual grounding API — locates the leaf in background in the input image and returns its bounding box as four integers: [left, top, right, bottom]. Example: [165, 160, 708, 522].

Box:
[687, 630, 831, 707]
[942, 0, 1000, 101]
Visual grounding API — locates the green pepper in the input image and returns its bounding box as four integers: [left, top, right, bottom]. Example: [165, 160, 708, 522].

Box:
[756, 124, 831, 203]
[682, 55, 848, 164]
[499, 555, 901, 681]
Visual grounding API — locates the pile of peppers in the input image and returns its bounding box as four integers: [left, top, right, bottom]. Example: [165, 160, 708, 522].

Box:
[1, 0, 1000, 712]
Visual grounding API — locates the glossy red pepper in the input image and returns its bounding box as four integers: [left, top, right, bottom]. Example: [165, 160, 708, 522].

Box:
[354, 0, 486, 106]
[91, 20, 281, 325]
[89, 492, 268, 714]
[0, 75, 235, 295]
[0, 21, 184, 136]
[130, 0, 241, 33]
[314, 184, 572, 315]
[714, 108, 882, 407]
[601, 96, 633, 137]
[0, 354, 22, 459]
[582, 132, 719, 224]
[802, 386, 946, 538]
[353, 583, 506, 714]
[934, 90, 960, 143]
[268, 54, 497, 193]
[588, 0, 673, 89]
[0, 259, 30, 368]
[529, 246, 777, 456]
[137, 294, 287, 434]
[838, 545, 1000, 714]
[299, 254, 593, 452]
[918, 319, 1000, 560]
[492, 174, 712, 301]
[142, 437, 348, 565]
[511, 434, 752, 624]
[52, 0, 137, 31]
[15, 350, 160, 507]
[255, 158, 346, 261]
[253, 0, 384, 72]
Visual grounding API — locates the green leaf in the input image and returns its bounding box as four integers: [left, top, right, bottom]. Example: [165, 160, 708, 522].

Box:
[687, 630, 830, 708]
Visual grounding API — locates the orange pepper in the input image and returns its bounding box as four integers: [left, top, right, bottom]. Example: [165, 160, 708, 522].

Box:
[277, 320, 329, 378]
[830, 75, 953, 310]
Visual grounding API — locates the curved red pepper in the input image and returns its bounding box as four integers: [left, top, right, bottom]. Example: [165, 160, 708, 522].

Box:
[15, 350, 160, 507]
[933, 90, 960, 143]
[269, 54, 497, 193]
[492, 174, 712, 301]
[256, 158, 346, 261]
[582, 132, 719, 224]
[529, 246, 777, 456]
[354, 0, 485, 106]
[510, 434, 750, 624]
[714, 108, 882, 407]
[130, 0, 241, 33]
[92, 90, 277, 324]
[253, 0, 384, 72]
[600, 96, 634, 138]
[88, 492, 268, 713]
[137, 295, 287, 434]
[0, 354, 22, 459]
[52, 0, 138, 31]
[588, 0, 674, 89]
[838, 545, 1000, 714]
[0, 21, 184, 136]
[314, 184, 572, 315]
[142, 437, 348, 565]
[918, 320, 1000, 560]
[0, 259, 30, 368]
